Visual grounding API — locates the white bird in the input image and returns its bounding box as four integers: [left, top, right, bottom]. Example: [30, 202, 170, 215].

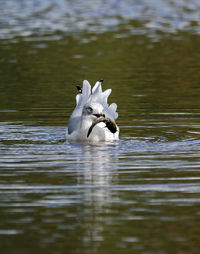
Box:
[66, 79, 119, 142]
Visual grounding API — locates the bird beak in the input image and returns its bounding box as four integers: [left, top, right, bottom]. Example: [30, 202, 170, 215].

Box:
[87, 113, 117, 138]
[93, 113, 105, 118]
[87, 113, 106, 138]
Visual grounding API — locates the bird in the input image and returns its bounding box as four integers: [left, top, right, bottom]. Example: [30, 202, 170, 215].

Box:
[66, 79, 119, 142]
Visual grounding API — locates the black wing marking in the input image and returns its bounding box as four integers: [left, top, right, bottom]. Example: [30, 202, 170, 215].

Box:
[76, 85, 82, 94]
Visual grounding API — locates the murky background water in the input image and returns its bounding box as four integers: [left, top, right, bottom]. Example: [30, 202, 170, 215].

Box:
[1, 0, 200, 253]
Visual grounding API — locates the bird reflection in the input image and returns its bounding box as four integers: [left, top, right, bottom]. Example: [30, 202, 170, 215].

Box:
[74, 143, 119, 251]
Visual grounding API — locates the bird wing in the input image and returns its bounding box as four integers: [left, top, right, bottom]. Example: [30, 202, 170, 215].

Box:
[68, 80, 118, 134]
[89, 80, 118, 121]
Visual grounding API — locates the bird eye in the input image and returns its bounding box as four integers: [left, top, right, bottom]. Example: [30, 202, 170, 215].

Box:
[86, 106, 93, 114]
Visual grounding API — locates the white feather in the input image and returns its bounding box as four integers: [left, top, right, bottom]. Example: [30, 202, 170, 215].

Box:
[67, 80, 119, 141]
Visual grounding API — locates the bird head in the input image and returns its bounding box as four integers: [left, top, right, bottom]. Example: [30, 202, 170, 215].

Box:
[82, 102, 105, 119]
[82, 102, 117, 138]
[67, 80, 119, 141]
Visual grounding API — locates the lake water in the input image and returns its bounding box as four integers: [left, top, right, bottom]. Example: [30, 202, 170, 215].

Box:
[0, 1, 200, 253]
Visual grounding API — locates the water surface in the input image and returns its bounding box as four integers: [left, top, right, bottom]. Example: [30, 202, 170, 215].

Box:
[0, 1, 200, 253]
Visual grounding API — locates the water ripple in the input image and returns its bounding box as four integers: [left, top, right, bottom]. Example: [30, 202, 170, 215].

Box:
[0, 0, 200, 40]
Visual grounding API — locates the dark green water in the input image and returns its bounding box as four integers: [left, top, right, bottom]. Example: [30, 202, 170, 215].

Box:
[1, 1, 200, 253]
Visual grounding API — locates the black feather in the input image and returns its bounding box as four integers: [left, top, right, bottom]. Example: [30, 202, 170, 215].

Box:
[76, 85, 82, 94]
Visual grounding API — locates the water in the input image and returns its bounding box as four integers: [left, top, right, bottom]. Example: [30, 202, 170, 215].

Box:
[1, 1, 200, 253]
[0, 0, 200, 40]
